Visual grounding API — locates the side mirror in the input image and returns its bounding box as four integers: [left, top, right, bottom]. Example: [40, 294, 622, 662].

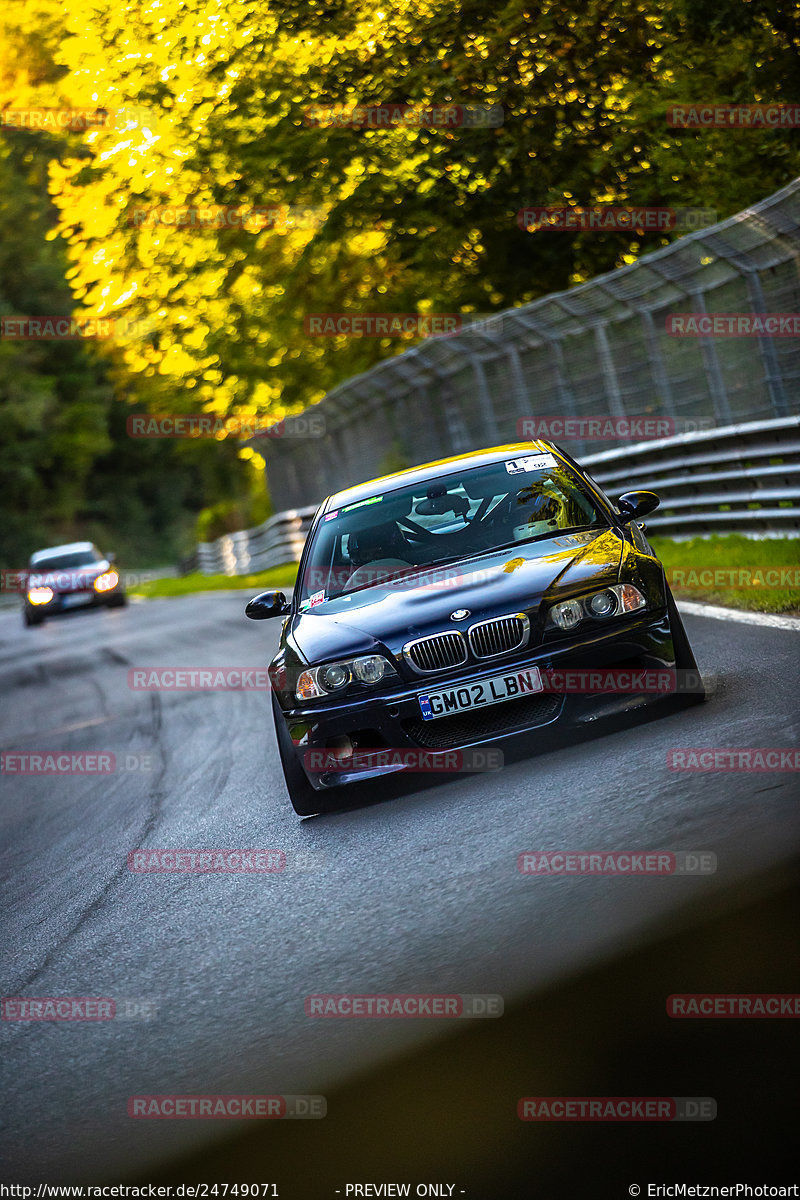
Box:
[245, 590, 290, 620]
[615, 490, 660, 523]
[106, 552, 116, 563]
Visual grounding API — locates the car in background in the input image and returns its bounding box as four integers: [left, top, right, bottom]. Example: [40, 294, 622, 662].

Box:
[23, 541, 126, 626]
[245, 440, 704, 816]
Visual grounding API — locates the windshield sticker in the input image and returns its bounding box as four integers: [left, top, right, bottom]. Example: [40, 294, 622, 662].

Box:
[343, 495, 383, 513]
[505, 454, 558, 474]
[308, 589, 326, 608]
[323, 509, 339, 522]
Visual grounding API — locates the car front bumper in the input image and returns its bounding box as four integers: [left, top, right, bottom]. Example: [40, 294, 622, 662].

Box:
[277, 607, 688, 790]
[24, 588, 124, 617]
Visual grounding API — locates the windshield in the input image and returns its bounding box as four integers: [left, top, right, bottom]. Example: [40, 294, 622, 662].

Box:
[298, 453, 606, 605]
[30, 549, 102, 570]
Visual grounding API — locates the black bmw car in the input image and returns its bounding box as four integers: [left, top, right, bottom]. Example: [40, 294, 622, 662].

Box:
[246, 441, 703, 815]
[23, 541, 127, 626]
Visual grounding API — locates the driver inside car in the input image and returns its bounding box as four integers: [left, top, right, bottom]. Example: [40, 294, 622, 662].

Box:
[498, 482, 569, 543]
[344, 521, 412, 590]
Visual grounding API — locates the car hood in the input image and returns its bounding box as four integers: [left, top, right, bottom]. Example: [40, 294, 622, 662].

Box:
[289, 528, 624, 664]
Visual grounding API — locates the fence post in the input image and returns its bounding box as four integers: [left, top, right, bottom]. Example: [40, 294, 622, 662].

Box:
[742, 266, 789, 416]
[690, 292, 733, 425]
[593, 323, 627, 418]
[467, 347, 501, 443]
[640, 309, 677, 415]
[504, 343, 532, 419]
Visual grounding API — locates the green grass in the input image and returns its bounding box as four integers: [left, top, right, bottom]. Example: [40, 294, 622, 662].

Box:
[650, 535, 800, 614]
[129, 563, 299, 599]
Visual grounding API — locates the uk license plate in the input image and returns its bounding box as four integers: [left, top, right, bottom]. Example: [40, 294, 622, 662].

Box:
[62, 593, 93, 608]
[418, 666, 543, 721]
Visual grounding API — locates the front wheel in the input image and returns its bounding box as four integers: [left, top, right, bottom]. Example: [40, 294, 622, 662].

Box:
[666, 587, 705, 704]
[24, 609, 44, 627]
[271, 692, 326, 816]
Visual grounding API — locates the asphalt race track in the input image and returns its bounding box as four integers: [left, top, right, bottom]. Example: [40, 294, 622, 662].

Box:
[1, 592, 798, 1189]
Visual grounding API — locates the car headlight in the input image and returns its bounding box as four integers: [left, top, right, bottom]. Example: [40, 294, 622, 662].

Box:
[296, 654, 396, 702]
[547, 597, 583, 630]
[587, 589, 616, 617]
[319, 663, 349, 691]
[352, 655, 388, 684]
[94, 570, 119, 593]
[546, 584, 646, 631]
[28, 586, 54, 606]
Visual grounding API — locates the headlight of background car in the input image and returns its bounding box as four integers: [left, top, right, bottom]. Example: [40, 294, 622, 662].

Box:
[93, 569, 119, 593]
[546, 583, 646, 632]
[27, 586, 54, 606]
[296, 654, 397, 702]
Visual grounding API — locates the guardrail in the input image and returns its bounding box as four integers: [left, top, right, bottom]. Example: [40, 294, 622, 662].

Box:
[583, 415, 800, 536]
[182, 416, 800, 575]
[179, 506, 317, 576]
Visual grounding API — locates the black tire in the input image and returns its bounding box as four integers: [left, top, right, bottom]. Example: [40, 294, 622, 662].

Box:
[666, 586, 705, 703]
[108, 593, 127, 608]
[271, 692, 326, 816]
[24, 609, 44, 627]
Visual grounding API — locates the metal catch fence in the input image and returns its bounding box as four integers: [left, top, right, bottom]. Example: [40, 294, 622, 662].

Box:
[255, 178, 800, 514]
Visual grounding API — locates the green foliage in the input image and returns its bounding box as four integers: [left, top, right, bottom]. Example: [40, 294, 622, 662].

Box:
[195, 491, 272, 543]
[0, 0, 266, 566]
[376, 441, 413, 477]
[47, 0, 800, 420]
